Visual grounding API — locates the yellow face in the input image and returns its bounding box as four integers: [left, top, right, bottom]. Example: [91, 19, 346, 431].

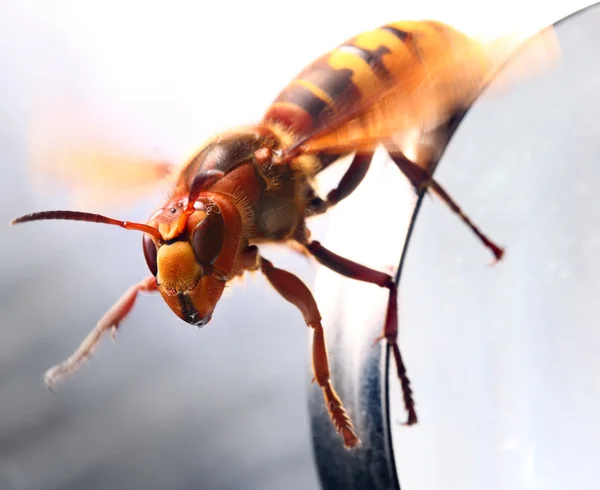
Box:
[142, 197, 233, 327]
[153, 241, 225, 326]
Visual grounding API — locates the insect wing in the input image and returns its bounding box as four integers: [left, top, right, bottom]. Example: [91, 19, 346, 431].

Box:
[26, 101, 178, 212]
[287, 23, 560, 158]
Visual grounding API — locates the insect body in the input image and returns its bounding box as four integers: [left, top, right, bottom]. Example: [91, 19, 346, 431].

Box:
[11, 20, 557, 448]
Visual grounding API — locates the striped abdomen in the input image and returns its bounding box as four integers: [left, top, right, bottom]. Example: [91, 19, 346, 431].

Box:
[263, 20, 477, 142]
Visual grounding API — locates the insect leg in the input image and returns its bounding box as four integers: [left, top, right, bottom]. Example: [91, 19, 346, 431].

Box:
[307, 153, 373, 215]
[389, 151, 504, 262]
[246, 245, 359, 448]
[304, 240, 417, 426]
[44, 275, 158, 389]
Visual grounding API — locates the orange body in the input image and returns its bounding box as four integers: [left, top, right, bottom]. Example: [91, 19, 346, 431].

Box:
[145, 20, 514, 324]
[11, 19, 558, 448]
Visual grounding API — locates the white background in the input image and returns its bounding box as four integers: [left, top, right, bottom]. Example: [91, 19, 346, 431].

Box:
[0, 1, 595, 490]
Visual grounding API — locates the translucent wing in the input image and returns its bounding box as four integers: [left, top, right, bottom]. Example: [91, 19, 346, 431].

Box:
[26, 100, 178, 211]
[286, 23, 560, 158]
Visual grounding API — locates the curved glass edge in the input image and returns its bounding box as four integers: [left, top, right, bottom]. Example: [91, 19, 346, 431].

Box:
[308, 152, 415, 490]
[308, 3, 600, 489]
[390, 5, 600, 490]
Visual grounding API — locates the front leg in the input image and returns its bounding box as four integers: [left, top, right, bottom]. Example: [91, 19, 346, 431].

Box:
[44, 275, 158, 389]
[241, 246, 360, 448]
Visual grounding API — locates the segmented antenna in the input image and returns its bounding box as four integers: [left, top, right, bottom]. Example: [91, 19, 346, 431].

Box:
[10, 210, 162, 240]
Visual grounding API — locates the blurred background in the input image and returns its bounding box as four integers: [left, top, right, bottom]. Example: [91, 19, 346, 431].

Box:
[0, 1, 596, 490]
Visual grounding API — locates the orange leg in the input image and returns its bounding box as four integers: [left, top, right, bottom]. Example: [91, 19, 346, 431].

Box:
[305, 240, 417, 426]
[44, 275, 158, 389]
[244, 245, 359, 448]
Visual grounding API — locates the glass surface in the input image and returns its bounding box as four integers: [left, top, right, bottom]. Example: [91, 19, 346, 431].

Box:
[310, 4, 600, 490]
[311, 153, 415, 490]
[392, 6, 600, 490]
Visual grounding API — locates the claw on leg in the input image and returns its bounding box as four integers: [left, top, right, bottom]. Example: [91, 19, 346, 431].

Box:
[311, 320, 360, 448]
[44, 275, 157, 389]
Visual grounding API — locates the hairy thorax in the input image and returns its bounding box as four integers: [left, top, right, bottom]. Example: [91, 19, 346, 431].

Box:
[208, 159, 312, 245]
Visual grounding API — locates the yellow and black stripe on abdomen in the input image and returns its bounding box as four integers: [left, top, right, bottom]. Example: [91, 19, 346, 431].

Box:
[264, 22, 427, 137]
[336, 44, 393, 81]
[264, 62, 351, 135]
[271, 81, 333, 123]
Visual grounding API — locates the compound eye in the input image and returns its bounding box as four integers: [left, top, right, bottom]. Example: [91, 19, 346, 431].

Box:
[143, 234, 158, 276]
[192, 207, 225, 266]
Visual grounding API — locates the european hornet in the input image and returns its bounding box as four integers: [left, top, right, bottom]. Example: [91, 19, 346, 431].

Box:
[11, 20, 559, 448]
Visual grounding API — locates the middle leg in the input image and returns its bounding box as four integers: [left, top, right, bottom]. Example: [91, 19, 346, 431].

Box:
[304, 240, 417, 425]
[307, 152, 373, 216]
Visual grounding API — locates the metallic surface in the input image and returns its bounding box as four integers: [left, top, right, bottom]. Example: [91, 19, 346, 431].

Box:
[310, 5, 600, 489]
